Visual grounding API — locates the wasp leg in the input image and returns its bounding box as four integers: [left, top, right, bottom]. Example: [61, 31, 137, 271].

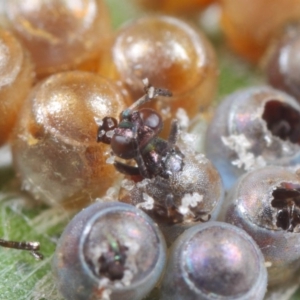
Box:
[114, 161, 141, 176]
[131, 118, 150, 178]
[135, 151, 150, 178]
[127, 79, 172, 112]
[168, 119, 180, 146]
[193, 211, 211, 222]
[0, 239, 43, 260]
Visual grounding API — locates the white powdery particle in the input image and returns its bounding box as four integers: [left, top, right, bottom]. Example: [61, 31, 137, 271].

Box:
[180, 132, 197, 147]
[161, 105, 171, 119]
[282, 143, 295, 155]
[195, 153, 206, 161]
[222, 133, 251, 150]
[98, 279, 112, 300]
[136, 178, 150, 189]
[94, 117, 103, 126]
[0, 144, 12, 167]
[148, 86, 155, 98]
[121, 270, 134, 287]
[106, 130, 114, 138]
[121, 179, 135, 191]
[101, 186, 120, 202]
[176, 107, 189, 130]
[136, 193, 155, 210]
[101, 289, 112, 300]
[142, 77, 149, 87]
[265, 261, 272, 268]
[124, 239, 140, 256]
[221, 134, 266, 171]
[122, 240, 139, 285]
[178, 192, 203, 215]
[264, 134, 272, 147]
[21, 179, 31, 191]
[106, 155, 115, 164]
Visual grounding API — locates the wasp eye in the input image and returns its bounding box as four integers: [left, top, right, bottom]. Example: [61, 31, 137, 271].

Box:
[111, 132, 137, 159]
[139, 108, 163, 134]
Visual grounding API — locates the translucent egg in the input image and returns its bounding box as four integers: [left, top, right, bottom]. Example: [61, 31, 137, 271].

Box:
[265, 21, 300, 102]
[134, 0, 213, 15]
[219, 0, 300, 62]
[0, 27, 34, 146]
[11, 71, 126, 208]
[52, 201, 167, 300]
[160, 221, 267, 300]
[5, 0, 111, 77]
[110, 15, 218, 133]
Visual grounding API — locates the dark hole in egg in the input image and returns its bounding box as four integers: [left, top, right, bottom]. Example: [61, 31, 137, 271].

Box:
[271, 184, 300, 231]
[262, 100, 300, 144]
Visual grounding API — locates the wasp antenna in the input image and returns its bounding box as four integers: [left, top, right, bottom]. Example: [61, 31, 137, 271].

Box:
[30, 250, 44, 260]
[168, 119, 180, 146]
[127, 79, 172, 112]
[0, 239, 44, 260]
[142, 77, 150, 88]
[143, 78, 172, 99]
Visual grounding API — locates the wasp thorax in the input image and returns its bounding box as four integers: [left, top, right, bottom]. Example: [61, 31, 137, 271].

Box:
[119, 143, 224, 245]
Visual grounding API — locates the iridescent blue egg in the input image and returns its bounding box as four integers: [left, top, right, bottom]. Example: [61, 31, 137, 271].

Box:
[205, 86, 300, 190]
[52, 201, 167, 300]
[160, 221, 267, 300]
[219, 165, 300, 286]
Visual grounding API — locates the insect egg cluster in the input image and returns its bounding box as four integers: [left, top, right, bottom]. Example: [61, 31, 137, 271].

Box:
[2, 0, 300, 299]
[160, 222, 267, 300]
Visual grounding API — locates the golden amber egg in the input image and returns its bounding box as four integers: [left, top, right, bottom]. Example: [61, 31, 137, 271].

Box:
[220, 0, 300, 63]
[111, 15, 218, 131]
[0, 27, 34, 146]
[5, 0, 111, 78]
[134, 0, 213, 15]
[11, 71, 126, 208]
